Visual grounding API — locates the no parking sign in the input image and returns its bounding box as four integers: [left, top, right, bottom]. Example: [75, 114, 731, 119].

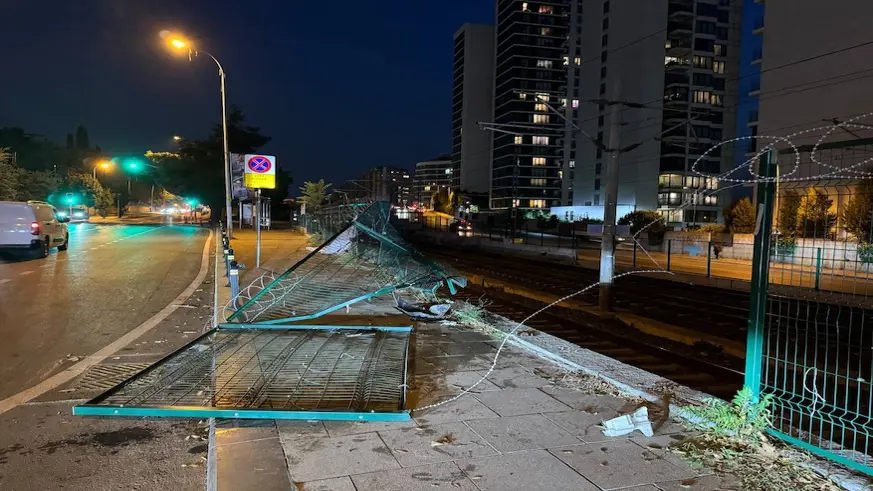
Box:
[243, 154, 277, 189]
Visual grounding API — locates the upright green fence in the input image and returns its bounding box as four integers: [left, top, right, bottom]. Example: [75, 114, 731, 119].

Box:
[747, 146, 873, 476]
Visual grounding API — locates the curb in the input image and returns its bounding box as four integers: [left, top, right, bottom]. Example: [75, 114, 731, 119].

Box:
[463, 271, 746, 359]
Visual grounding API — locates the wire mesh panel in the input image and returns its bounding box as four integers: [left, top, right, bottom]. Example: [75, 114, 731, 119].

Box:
[227, 201, 464, 324]
[73, 325, 412, 421]
[762, 296, 873, 472]
[747, 141, 873, 476]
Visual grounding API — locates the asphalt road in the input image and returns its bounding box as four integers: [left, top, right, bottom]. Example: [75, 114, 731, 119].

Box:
[0, 223, 209, 399]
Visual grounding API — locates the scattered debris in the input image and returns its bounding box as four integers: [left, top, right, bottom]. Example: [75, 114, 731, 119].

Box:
[672, 434, 842, 491]
[395, 298, 451, 320]
[432, 433, 457, 446]
[66, 356, 80, 363]
[600, 407, 654, 437]
[539, 370, 624, 397]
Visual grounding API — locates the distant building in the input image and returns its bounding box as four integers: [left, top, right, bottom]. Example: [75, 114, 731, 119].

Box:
[451, 23, 495, 195]
[413, 158, 453, 207]
[344, 166, 413, 206]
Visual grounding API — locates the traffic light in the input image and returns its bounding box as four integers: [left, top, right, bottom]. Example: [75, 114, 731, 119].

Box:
[186, 198, 199, 207]
[65, 192, 75, 204]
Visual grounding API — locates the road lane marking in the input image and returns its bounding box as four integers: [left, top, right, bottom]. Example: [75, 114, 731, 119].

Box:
[0, 230, 214, 416]
[18, 271, 33, 276]
[0, 279, 10, 286]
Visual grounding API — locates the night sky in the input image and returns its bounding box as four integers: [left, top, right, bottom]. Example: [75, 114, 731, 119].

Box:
[0, 0, 493, 189]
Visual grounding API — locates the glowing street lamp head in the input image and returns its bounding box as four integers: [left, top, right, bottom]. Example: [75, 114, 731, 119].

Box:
[173, 135, 182, 141]
[159, 30, 192, 54]
[99, 160, 112, 170]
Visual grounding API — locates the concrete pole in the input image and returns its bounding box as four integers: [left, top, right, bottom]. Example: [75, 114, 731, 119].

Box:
[219, 68, 233, 238]
[598, 83, 622, 312]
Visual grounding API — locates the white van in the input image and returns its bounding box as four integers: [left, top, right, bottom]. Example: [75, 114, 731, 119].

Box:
[0, 201, 69, 258]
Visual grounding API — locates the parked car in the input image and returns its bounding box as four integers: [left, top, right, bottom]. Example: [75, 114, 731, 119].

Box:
[0, 201, 69, 259]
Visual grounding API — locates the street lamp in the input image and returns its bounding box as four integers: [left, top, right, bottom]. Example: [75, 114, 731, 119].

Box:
[92, 159, 113, 179]
[173, 135, 183, 142]
[161, 30, 233, 237]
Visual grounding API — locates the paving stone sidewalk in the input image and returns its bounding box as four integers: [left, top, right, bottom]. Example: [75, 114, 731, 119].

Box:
[216, 316, 741, 491]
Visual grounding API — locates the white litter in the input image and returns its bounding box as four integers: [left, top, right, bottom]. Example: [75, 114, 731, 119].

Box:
[600, 407, 654, 437]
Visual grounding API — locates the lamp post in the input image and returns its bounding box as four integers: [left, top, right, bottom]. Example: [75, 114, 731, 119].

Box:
[92, 159, 112, 179]
[163, 32, 233, 237]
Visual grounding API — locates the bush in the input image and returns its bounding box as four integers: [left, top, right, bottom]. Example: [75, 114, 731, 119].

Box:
[618, 210, 666, 235]
[858, 243, 873, 264]
[726, 198, 756, 233]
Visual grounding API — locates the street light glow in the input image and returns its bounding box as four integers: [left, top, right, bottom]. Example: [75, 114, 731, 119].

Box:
[99, 160, 112, 170]
[173, 135, 182, 141]
[170, 38, 187, 49]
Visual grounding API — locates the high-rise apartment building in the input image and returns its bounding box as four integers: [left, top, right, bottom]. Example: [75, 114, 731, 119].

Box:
[490, 0, 581, 211]
[565, 0, 742, 225]
[452, 24, 495, 195]
[412, 158, 453, 207]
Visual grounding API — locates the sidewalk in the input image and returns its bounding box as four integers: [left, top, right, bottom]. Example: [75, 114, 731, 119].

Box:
[210, 307, 735, 491]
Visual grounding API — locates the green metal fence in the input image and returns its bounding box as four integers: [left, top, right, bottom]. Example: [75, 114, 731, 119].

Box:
[747, 148, 873, 476]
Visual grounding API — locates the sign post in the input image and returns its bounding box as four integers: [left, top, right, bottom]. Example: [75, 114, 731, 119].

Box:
[243, 155, 276, 269]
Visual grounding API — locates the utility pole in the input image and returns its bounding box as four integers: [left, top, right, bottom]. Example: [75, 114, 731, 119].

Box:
[599, 84, 622, 312]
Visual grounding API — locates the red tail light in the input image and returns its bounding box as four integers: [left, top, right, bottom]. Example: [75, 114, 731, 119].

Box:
[30, 222, 40, 236]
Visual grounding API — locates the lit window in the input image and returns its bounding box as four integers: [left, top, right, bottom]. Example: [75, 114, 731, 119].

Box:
[533, 114, 550, 124]
[424, 186, 431, 192]
[531, 178, 546, 186]
[514, 135, 523, 145]
[572, 99, 580, 109]
[541, 27, 552, 36]
[711, 93, 723, 106]
[713, 61, 725, 74]
[575, 56, 581, 65]
[522, 2, 529, 11]
[512, 199, 520, 207]
[444, 168, 452, 175]
[693, 55, 712, 69]
[535, 92, 550, 102]
[558, 170, 563, 179]
[537, 60, 553, 68]
[533, 136, 550, 145]
[569, 160, 576, 169]
[563, 56, 569, 66]
[560, 98, 567, 106]
[535, 103, 548, 112]
[530, 199, 546, 208]
[539, 5, 553, 13]
[705, 195, 718, 205]
[532, 157, 546, 166]
[519, 92, 528, 100]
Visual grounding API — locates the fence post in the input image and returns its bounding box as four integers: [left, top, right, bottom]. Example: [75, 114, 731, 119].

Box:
[815, 247, 822, 290]
[667, 240, 672, 272]
[745, 149, 777, 400]
[707, 241, 712, 277]
[633, 240, 637, 268]
[541, 229, 544, 246]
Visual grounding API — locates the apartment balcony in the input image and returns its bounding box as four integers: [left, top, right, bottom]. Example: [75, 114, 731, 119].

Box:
[665, 37, 693, 56]
[749, 81, 761, 97]
[665, 59, 691, 73]
[668, 0, 693, 18]
[667, 21, 693, 39]
[748, 110, 759, 127]
[753, 17, 764, 35]
[751, 48, 762, 65]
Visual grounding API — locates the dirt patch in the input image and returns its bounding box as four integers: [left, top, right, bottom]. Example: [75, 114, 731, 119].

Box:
[434, 433, 457, 445]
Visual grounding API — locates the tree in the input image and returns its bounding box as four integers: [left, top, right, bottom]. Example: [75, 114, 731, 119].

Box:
[842, 180, 873, 242]
[299, 180, 332, 212]
[150, 107, 271, 224]
[618, 210, 667, 235]
[725, 198, 756, 233]
[0, 163, 20, 200]
[777, 191, 801, 236]
[797, 189, 836, 239]
[17, 170, 60, 202]
[66, 133, 74, 150]
[75, 126, 90, 150]
[94, 187, 115, 218]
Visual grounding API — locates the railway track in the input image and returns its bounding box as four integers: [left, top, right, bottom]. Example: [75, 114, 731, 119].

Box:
[452, 284, 744, 400]
[417, 241, 750, 342]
